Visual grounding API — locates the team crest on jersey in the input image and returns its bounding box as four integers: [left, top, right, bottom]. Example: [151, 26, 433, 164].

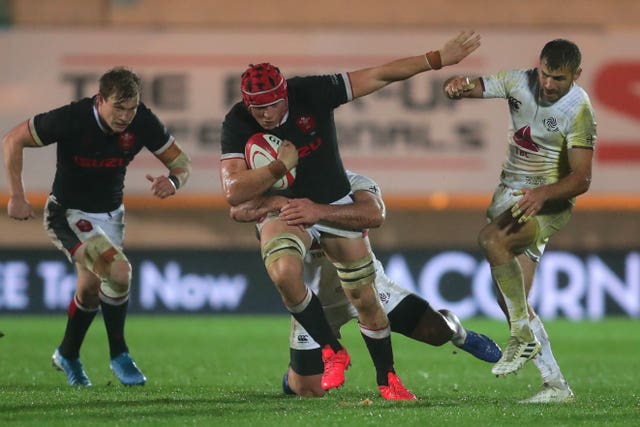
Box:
[295, 115, 315, 134]
[543, 117, 559, 132]
[118, 132, 135, 152]
[513, 125, 539, 152]
[75, 219, 93, 232]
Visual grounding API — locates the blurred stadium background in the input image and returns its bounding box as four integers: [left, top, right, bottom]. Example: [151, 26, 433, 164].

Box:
[1, 0, 639, 319]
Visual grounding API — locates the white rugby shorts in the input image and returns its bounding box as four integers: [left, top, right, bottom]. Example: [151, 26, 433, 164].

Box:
[44, 195, 125, 262]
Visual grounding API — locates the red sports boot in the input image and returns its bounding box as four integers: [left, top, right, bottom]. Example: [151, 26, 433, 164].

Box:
[320, 345, 351, 390]
[378, 372, 417, 401]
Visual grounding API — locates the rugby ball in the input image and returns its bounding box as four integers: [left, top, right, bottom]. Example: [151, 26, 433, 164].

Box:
[244, 133, 296, 190]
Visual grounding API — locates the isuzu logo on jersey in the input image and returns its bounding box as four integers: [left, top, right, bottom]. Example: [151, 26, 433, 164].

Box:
[118, 131, 135, 152]
[73, 156, 128, 168]
[295, 115, 315, 134]
[297, 136, 323, 158]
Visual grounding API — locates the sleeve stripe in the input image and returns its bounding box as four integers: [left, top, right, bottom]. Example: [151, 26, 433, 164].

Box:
[342, 72, 354, 101]
[27, 118, 44, 146]
[152, 135, 176, 156]
[221, 153, 245, 160]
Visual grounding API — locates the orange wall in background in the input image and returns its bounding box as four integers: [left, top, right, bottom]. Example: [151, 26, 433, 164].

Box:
[9, 0, 640, 28]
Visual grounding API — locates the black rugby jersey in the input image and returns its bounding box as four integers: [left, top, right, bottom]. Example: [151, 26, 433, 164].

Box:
[221, 74, 352, 204]
[30, 97, 173, 212]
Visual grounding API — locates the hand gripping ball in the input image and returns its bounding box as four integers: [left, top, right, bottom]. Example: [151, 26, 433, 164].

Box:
[244, 133, 296, 190]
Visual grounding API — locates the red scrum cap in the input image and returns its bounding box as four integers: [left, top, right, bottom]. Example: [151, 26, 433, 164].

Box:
[241, 63, 288, 108]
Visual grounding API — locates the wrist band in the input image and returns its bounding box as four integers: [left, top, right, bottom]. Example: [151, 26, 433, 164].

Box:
[425, 50, 442, 70]
[424, 53, 431, 70]
[268, 160, 287, 179]
[168, 174, 180, 190]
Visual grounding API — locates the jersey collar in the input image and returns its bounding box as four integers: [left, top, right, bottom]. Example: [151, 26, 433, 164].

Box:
[92, 97, 109, 134]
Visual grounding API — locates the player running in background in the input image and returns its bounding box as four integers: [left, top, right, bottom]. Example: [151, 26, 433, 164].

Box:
[231, 171, 502, 397]
[2, 67, 192, 386]
[221, 31, 481, 400]
[443, 39, 596, 403]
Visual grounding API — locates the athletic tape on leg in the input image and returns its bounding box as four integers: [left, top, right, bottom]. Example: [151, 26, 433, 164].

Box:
[83, 235, 130, 298]
[334, 254, 376, 289]
[262, 232, 306, 267]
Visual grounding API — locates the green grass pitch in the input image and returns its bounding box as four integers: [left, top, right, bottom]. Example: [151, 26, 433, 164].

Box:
[0, 315, 637, 426]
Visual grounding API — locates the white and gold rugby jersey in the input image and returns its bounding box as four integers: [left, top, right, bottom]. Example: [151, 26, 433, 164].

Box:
[482, 68, 597, 189]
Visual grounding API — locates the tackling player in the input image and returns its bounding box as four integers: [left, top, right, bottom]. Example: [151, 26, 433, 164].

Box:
[2, 67, 192, 386]
[443, 39, 596, 402]
[230, 171, 502, 397]
[220, 31, 481, 400]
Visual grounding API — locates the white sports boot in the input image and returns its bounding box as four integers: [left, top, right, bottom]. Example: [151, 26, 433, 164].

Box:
[491, 328, 541, 376]
[519, 382, 575, 403]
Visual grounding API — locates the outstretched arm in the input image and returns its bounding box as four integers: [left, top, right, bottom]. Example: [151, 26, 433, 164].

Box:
[349, 31, 481, 99]
[2, 120, 39, 220]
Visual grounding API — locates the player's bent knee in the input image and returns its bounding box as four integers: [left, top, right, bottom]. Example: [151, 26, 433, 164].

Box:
[345, 285, 379, 313]
[290, 377, 326, 397]
[82, 235, 131, 299]
[262, 233, 306, 268]
[100, 278, 130, 300]
[298, 386, 327, 398]
[105, 259, 132, 296]
[100, 263, 131, 300]
[477, 230, 503, 255]
[268, 257, 302, 283]
[82, 235, 127, 274]
[334, 254, 376, 290]
[477, 228, 493, 250]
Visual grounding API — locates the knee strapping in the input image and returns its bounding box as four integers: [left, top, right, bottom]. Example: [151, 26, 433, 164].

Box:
[262, 233, 306, 268]
[99, 280, 130, 303]
[83, 235, 130, 298]
[334, 254, 376, 289]
[99, 261, 131, 299]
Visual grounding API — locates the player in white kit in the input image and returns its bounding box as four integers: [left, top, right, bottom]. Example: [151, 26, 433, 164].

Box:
[231, 171, 502, 397]
[443, 39, 596, 402]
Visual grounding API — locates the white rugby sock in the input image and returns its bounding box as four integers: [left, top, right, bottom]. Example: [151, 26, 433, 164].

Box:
[359, 323, 391, 339]
[491, 259, 533, 340]
[530, 315, 566, 387]
[287, 287, 312, 313]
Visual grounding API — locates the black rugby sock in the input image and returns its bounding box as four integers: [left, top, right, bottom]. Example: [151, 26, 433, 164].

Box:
[361, 333, 395, 386]
[59, 295, 98, 359]
[100, 298, 130, 358]
[289, 292, 342, 352]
